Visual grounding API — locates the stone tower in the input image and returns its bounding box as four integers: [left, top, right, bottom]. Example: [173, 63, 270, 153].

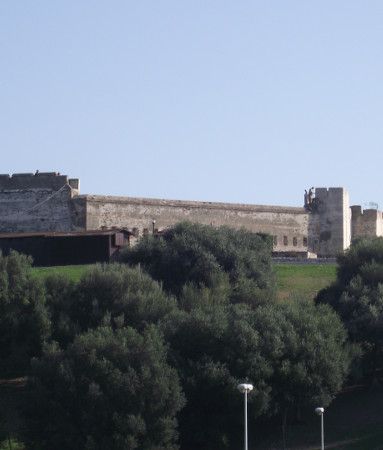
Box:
[0, 172, 81, 233]
[308, 187, 351, 257]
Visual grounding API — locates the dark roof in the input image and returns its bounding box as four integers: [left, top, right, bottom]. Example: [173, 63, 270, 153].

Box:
[0, 229, 132, 239]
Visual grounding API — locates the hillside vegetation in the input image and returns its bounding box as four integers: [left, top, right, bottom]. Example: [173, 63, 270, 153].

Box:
[31, 262, 338, 301]
[3, 231, 383, 449]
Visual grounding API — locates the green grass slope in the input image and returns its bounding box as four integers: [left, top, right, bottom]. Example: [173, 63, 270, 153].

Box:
[274, 263, 337, 301]
[30, 262, 338, 302]
[31, 264, 91, 282]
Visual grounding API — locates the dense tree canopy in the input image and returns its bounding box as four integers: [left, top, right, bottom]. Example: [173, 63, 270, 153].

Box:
[45, 264, 177, 347]
[0, 226, 355, 449]
[161, 300, 351, 449]
[0, 251, 50, 376]
[162, 303, 271, 449]
[25, 325, 185, 450]
[316, 238, 383, 377]
[120, 222, 276, 307]
[261, 301, 351, 422]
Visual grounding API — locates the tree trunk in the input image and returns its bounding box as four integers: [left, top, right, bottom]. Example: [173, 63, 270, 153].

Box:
[281, 409, 287, 450]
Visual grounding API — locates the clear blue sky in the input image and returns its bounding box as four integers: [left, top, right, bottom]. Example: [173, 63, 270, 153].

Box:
[1, 1, 383, 208]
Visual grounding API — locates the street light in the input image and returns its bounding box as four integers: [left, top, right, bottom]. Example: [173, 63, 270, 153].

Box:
[237, 383, 253, 450]
[315, 407, 325, 450]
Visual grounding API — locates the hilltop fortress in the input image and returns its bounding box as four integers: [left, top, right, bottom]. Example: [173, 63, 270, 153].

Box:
[0, 172, 381, 257]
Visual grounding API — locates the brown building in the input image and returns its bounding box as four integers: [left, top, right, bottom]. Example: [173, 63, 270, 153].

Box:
[0, 229, 131, 266]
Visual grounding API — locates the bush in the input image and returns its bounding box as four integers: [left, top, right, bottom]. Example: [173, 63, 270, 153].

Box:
[120, 222, 275, 307]
[316, 238, 383, 378]
[24, 325, 185, 450]
[162, 303, 272, 449]
[162, 300, 351, 449]
[0, 252, 50, 376]
[44, 264, 177, 347]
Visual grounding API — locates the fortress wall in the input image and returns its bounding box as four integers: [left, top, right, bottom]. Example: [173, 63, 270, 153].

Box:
[0, 173, 81, 233]
[344, 190, 352, 249]
[309, 188, 351, 257]
[82, 195, 309, 253]
[351, 206, 383, 239]
[1, 172, 367, 258]
[378, 212, 383, 237]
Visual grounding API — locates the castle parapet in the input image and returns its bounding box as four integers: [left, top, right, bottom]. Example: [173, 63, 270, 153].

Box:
[0, 172, 72, 191]
[0, 172, 81, 233]
[351, 205, 383, 239]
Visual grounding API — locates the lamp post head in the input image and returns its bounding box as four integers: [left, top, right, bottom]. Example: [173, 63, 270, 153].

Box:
[315, 407, 324, 415]
[237, 383, 254, 394]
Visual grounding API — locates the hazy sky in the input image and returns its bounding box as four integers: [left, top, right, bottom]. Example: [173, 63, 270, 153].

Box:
[1, 1, 383, 208]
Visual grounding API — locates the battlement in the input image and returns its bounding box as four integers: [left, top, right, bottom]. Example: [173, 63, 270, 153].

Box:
[0, 172, 79, 192]
[351, 205, 383, 239]
[315, 187, 345, 194]
[351, 205, 380, 218]
[314, 187, 346, 202]
[0, 172, 82, 233]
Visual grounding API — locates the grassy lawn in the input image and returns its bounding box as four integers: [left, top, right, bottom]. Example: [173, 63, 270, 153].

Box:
[30, 262, 339, 302]
[274, 263, 337, 301]
[31, 264, 92, 282]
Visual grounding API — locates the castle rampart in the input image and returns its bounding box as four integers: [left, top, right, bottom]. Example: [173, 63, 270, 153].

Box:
[79, 195, 309, 253]
[0, 171, 381, 257]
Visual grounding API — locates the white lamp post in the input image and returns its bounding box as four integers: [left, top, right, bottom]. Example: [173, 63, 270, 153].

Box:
[315, 407, 325, 450]
[237, 383, 253, 450]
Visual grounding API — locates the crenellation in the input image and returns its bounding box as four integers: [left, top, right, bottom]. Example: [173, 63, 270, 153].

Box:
[0, 172, 79, 233]
[68, 178, 80, 190]
[0, 172, 69, 191]
[351, 206, 383, 239]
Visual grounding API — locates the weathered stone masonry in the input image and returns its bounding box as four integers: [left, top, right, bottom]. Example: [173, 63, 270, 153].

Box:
[0, 172, 382, 257]
[82, 195, 309, 254]
[0, 173, 82, 233]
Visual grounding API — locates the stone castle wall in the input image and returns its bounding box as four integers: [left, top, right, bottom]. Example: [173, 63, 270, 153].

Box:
[0, 172, 380, 257]
[0, 173, 82, 233]
[351, 206, 383, 239]
[80, 195, 309, 253]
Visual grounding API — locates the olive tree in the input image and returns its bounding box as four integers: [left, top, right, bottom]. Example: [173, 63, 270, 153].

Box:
[25, 325, 185, 450]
